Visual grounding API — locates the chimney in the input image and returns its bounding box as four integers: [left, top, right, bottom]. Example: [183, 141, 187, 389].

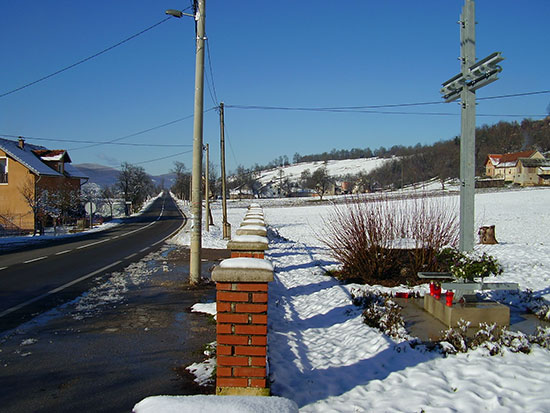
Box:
[18, 137, 25, 149]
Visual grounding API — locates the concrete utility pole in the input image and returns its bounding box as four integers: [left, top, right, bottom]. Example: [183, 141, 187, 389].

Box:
[219, 102, 231, 239]
[205, 143, 210, 231]
[459, 0, 476, 252]
[440, 0, 504, 252]
[190, 0, 206, 283]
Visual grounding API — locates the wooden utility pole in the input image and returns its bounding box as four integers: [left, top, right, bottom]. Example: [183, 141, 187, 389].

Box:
[219, 102, 231, 239]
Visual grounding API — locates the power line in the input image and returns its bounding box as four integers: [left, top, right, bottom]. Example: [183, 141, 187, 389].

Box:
[225, 89, 550, 115]
[0, 17, 172, 99]
[223, 123, 239, 168]
[1, 107, 217, 150]
[134, 149, 193, 165]
[225, 106, 545, 118]
[69, 107, 217, 151]
[477, 90, 550, 101]
[205, 37, 219, 106]
[0, 133, 191, 148]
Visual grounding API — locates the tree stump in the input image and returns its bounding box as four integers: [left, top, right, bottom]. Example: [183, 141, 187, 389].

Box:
[478, 225, 498, 244]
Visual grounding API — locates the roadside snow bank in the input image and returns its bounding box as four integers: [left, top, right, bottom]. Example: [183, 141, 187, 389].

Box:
[133, 395, 298, 413]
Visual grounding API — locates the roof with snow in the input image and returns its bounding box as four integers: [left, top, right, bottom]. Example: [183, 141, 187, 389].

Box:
[32, 149, 71, 163]
[486, 150, 538, 168]
[0, 137, 87, 179]
[518, 157, 550, 168]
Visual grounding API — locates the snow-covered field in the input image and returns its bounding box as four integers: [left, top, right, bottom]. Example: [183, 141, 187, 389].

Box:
[162, 187, 550, 412]
[257, 158, 390, 185]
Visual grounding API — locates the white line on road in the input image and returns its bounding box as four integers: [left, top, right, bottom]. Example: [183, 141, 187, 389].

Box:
[76, 238, 110, 249]
[23, 256, 48, 264]
[0, 260, 123, 318]
[139, 247, 149, 253]
[0, 267, 7, 271]
[55, 250, 71, 256]
[125, 253, 137, 260]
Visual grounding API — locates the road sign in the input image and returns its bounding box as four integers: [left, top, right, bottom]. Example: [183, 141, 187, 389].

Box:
[85, 202, 97, 215]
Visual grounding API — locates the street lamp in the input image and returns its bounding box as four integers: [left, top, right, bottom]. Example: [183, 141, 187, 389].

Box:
[165, 9, 195, 18]
[166, 1, 206, 285]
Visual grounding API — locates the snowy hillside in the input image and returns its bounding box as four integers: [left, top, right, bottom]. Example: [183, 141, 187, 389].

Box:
[257, 158, 390, 184]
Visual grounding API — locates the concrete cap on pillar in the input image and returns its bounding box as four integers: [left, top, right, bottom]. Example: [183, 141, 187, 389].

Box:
[227, 234, 268, 251]
[240, 219, 265, 227]
[212, 257, 274, 282]
[245, 213, 264, 219]
[236, 225, 267, 237]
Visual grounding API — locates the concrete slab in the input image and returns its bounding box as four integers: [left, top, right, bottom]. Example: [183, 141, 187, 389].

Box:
[397, 296, 550, 341]
[424, 294, 510, 328]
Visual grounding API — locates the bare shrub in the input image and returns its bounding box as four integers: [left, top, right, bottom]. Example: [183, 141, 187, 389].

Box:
[352, 289, 408, 340]
[321, 194, 459, 285]
[440, 321, 538, 355]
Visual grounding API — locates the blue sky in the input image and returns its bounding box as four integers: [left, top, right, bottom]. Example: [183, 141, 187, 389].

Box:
[1, 1, 549, 176]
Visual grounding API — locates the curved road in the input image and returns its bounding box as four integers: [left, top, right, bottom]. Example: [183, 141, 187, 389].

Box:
[0, 192, 185, 331]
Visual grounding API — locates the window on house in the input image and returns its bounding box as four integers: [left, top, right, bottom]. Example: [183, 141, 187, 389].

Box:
[0, 158, 7, 184]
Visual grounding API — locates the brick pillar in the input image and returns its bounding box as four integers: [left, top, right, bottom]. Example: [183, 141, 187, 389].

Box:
[212, 258, 274, 396]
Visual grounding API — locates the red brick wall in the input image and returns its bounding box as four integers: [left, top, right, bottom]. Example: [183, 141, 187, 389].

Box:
[216, 282, 269, 389]
[230, 251, 265, 259]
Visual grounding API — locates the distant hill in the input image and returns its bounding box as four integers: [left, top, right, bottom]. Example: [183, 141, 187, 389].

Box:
[151, 172, 176, 189]
[74, 163, 176, 189]
[74, 163, 120, 187]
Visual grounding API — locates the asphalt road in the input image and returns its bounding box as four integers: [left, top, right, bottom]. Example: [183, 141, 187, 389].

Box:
[0, 192, 185, 332]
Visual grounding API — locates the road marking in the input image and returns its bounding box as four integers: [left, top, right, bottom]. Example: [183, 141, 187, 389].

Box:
[125, 253, 137, 260]
[0, 197, 184, 319]
[23, 256, 48, 264]
[55, 250, 71, 256]
[0, 260, 123, 318]
[139, 247, 149, 253]
[76, 238, 110, 249]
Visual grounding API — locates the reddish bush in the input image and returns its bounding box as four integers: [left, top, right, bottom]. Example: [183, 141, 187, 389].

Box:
[321, 194, 459, 286]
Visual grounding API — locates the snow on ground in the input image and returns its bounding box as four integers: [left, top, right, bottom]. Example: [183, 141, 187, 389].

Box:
[134, 395, 298, 413]
[173, 187, 550, 413]
[264, 187, 550, 412]
[258, 158, 390, 185]
[169, 195, 247, 249]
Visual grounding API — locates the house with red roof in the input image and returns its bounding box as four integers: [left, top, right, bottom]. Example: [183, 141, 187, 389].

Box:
[485, 149, 549, 186]
[485, 150, 543, 181]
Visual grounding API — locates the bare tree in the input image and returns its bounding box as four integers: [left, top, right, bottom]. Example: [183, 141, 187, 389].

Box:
[300, 169, 312, 190]
[19, 177, 46, 235]
[101, 185, 118, 219]
[171, 161, 190, 200]
[310, 166, 333, 200]
[117, 162, 154, 211]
